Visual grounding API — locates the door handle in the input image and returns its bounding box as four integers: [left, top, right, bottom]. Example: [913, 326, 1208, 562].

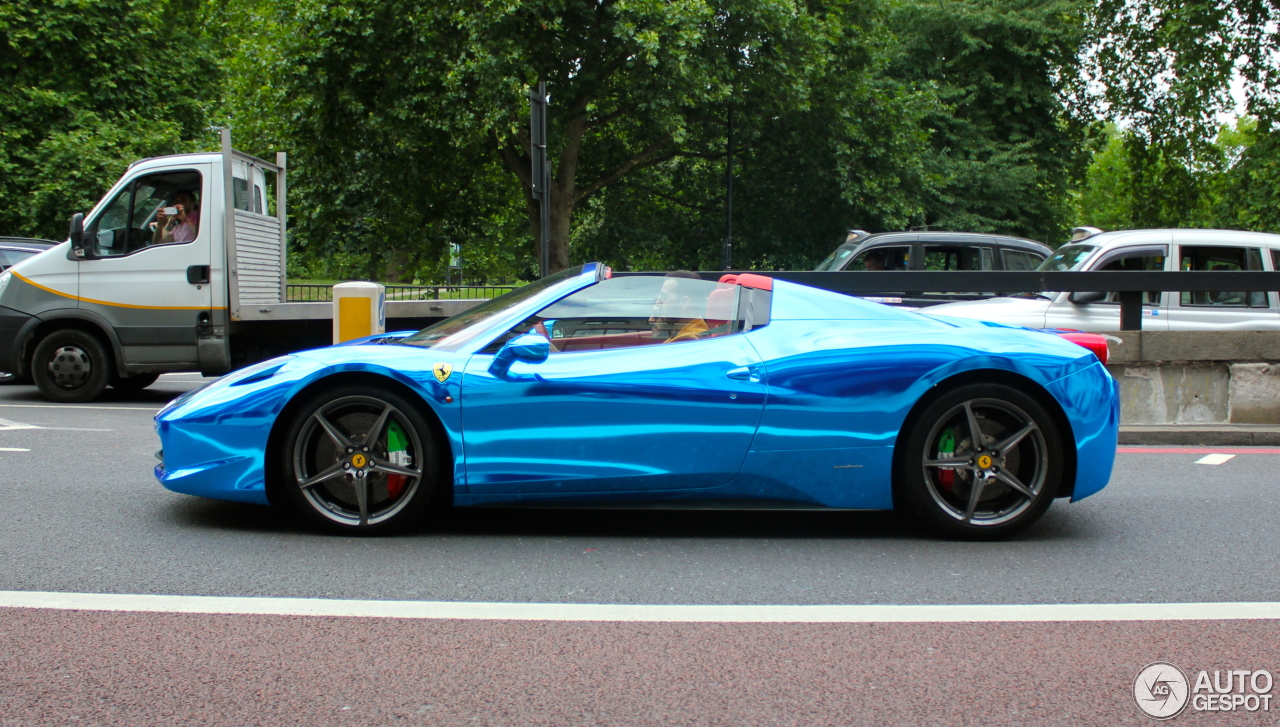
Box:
[187, 265, 210, 285]
[726, 365, 761, 383]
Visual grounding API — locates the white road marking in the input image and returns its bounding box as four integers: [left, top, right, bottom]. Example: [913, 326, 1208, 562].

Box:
[0, 404, 157, 412]
[0, 417, 40, 431]
[0, 417, 111, 433]
[1, 592, 1278, 623]
[1195, 453, 1236, 465]
[0, 447, 30, 452]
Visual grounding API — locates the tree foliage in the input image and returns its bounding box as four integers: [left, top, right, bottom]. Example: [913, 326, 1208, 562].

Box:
[0, 0, 222, 239]
[888, 0, 1089, 243]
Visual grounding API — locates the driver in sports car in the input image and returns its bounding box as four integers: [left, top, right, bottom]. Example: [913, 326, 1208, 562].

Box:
[649, 271, 709, 342]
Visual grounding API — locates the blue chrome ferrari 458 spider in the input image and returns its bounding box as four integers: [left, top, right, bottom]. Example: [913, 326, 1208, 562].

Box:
[154, 263, 1118, 539]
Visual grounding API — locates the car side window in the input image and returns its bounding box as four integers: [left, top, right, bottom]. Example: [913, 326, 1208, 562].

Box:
[483, 276, 760, 354]
[1002, 249, 1042, 271]
[849, 246, 909, 271]
[1094, 246, 1166, 305]
[923, 245, 990, 271]
[1179, 246, 1266, 308]
[86, 169, 203, 258]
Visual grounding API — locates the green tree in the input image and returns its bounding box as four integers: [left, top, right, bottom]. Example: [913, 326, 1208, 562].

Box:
[886, 0, 1090, 243]
[252, 0, 900, 274]
[0, 0, 222, 239]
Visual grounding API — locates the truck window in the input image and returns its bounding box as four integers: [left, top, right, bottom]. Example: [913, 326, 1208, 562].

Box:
[1094, 246, 1166, 305]
[1179, 246, 1266, 308]
[88, 170, 202, 257]
[232, 177, 265, 214]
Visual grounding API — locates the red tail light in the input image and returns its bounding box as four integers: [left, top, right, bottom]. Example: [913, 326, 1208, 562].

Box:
[1055, 332, 1110, 365]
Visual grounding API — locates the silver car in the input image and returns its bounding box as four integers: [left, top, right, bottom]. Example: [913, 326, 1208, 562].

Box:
[926, 228, 1280, 331]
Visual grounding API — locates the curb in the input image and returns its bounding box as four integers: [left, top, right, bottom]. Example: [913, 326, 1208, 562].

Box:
[1119, 425, 1280, 446]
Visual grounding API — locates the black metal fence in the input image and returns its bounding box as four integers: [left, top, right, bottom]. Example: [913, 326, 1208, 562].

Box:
[286, 283, 519, 303]
[662, 270, 1280, 331]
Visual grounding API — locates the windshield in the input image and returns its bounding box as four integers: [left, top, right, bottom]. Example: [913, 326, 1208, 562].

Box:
[815, 243, 858, 271]
[399, 265, 586, 351]
[1037, 244, 1097, 272]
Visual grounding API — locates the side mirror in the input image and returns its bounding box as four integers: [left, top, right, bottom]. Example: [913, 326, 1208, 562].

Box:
[1069, 291, 1106, 304]
[488, 332, 550, 381]
[68, 213, 91, 259]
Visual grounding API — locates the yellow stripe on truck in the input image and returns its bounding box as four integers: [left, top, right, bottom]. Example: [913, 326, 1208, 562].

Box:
[10, 270, 226, 311]
[337, 295, 372, 343]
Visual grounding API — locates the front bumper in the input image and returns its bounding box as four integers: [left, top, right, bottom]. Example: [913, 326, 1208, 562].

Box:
[0, 305, 33, 374]
[153, 355, 331, 505]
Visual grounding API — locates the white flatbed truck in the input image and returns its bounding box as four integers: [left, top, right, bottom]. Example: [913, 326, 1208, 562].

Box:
[0, 131, 478, 402]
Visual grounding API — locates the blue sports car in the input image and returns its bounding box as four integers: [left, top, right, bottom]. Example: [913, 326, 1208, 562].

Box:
[154, 263, 1118, 539]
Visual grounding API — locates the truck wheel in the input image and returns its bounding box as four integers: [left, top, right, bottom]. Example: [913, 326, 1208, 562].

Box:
[31, 329, 112, 403]
[111, 373, 160, 391]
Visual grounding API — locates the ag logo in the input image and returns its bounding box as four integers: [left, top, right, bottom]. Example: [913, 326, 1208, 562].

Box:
[432, 362, 453, 383]
[1135, 662, 1190, 719]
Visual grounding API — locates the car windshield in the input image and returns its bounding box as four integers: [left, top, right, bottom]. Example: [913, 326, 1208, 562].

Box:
[814, 243, 858, 271]
[1037, 244, 1097, 271]
[399, 265, 586, 351]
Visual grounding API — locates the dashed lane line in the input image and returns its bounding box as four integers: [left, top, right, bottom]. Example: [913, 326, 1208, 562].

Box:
[1195, 453, 1237, 465]
[1, 592, 1278, 623]
[0, 447, 30, 452]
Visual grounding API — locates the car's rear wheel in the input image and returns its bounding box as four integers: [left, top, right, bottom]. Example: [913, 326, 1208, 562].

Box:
[899, 383, 1063, 540]
[31, 329, 111, 403]
[279, 386, 440, 534]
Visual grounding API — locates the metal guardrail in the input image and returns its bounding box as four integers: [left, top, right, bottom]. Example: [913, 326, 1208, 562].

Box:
[286, 283, 519, 303]
[676, 270, 1280, 331]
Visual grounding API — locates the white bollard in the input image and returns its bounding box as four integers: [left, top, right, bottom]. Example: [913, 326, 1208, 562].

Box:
[332, 281, 386, 344]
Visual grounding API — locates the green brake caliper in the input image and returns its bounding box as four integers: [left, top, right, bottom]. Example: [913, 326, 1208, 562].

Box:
[937, 427, 956, 490]
[385, 420, 412, 499]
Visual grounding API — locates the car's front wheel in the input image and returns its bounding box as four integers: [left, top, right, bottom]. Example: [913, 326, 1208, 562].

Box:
[279, 385, 441, 534]
[899, 383, 1063, 540]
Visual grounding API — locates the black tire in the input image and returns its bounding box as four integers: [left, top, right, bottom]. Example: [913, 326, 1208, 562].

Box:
[31, 329, 112, 403]
[278, 384, 442, 534]
[898, 383, 1063, 540]
[110, 372, 160, 391]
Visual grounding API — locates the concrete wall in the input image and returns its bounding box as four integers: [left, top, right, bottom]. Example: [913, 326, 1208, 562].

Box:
[1101, 331, 1280, 424]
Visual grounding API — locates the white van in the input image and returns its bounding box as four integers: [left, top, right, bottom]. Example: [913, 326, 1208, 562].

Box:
[926, 228, 1280, 331]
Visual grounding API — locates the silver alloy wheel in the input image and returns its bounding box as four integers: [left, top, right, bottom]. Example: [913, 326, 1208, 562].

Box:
[920, 397, 1049, 527]
[46, 345, 92, 390]
[291, 395, 424, 527]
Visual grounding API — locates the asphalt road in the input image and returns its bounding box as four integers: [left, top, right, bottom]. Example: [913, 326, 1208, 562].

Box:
[0, 376, 1277, 605]
[1, 375, 1277, 725]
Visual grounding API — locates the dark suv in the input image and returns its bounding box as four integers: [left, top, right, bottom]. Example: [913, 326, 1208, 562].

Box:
[814, 230, 1054, 307]
[816, 230, 1052, 273]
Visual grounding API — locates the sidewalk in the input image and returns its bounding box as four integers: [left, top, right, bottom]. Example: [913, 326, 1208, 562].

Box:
[1120, 424, 1280, 446]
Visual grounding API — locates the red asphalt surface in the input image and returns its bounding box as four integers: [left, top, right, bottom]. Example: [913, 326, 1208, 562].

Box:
[2, 608, 1277, 726]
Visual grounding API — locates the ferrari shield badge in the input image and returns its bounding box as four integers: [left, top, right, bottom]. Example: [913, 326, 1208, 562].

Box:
[432, 362, 453, 383]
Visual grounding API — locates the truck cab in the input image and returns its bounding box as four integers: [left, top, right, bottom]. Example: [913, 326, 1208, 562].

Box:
[0, 132, 285, 401]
